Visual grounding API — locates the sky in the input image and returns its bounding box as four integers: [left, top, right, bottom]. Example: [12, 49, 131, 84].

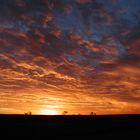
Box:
[0, 0, 140, 115]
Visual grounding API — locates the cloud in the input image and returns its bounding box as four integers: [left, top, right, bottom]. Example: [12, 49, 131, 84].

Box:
[76, 0, 93, 4]
[0, 0, 140, 114]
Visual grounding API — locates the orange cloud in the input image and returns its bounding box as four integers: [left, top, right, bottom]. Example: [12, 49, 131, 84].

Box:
[0, 0, 140, 115]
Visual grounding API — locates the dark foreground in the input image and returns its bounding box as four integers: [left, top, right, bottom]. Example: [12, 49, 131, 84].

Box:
[0, 114, 140, 139]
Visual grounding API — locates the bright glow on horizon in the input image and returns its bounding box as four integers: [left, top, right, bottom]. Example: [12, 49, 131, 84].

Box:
[39, 109, 60, 115]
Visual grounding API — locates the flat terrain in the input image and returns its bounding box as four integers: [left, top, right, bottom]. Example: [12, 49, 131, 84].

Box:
[0, 114, 140, 138]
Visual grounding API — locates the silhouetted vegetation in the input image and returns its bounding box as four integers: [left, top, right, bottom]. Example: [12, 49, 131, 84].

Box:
[24, 111, 32, 115]
[62, 111, 68, 115]
[90, 112, 96, 115]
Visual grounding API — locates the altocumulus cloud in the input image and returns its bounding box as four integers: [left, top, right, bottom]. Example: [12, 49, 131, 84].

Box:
[0, 0, 140, 114]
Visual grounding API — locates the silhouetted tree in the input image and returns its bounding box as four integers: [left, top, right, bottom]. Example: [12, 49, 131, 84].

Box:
[63, 111, 68, 115]
[90, 112, 96, 115]
[24, 111, 32, 115]
[90, 112, 94, 115]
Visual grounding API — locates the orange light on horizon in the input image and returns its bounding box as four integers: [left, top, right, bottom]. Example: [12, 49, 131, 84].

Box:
[39, 109, 60, 115]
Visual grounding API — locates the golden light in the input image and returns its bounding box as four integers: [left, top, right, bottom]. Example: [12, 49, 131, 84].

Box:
[39, 109, 60, 115]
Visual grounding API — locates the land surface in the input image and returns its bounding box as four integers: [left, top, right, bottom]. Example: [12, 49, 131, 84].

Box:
[0, 114, 140, 139]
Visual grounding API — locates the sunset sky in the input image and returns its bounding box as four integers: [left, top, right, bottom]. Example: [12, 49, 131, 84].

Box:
[0, 0, 140, 115]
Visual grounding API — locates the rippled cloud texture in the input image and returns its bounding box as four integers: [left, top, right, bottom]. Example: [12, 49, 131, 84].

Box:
[0, 0, 140, 114]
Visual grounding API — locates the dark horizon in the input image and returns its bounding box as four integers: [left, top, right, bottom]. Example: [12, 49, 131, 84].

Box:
[0, 114, 140, 138]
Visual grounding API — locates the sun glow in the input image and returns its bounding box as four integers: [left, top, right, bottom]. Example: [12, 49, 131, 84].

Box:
[39, 109, 60, 115]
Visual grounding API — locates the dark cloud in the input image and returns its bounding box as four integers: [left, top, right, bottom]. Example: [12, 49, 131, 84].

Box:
[0, 0, 140, 114]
